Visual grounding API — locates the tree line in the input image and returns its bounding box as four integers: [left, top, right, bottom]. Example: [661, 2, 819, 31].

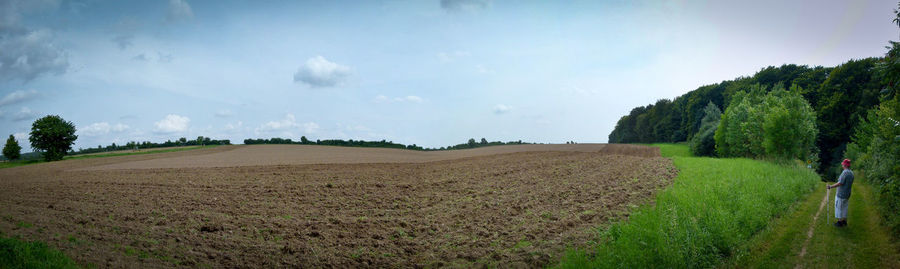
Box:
[74, 136, 231, 155]
[609, 60, 879, 175]
[244, 136, 529, 151]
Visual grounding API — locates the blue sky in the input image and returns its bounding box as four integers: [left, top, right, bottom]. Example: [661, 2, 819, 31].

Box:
[0, 0, 897, 150]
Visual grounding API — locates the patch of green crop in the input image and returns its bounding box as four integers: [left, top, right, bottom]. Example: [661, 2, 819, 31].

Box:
[0, 233, 80, 269]
[558, 144, 819, 268]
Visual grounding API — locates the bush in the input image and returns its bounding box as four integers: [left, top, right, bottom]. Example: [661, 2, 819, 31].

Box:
[715, 83, 818, 161]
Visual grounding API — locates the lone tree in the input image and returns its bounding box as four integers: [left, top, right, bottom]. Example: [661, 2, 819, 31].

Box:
[29, 115, 78, 161]
[3, 135, 21, 160]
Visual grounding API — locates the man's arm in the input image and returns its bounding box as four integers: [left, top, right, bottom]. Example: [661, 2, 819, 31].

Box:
[828, 182, 843, 189]
[829, 171, 847, 189]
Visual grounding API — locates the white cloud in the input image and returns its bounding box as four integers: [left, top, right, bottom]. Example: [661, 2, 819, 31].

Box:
[112, 123, 129, 132]
[154, 114, 190, 133]
[0, 89, 39, 106]
[436, 50, 470, 63]
[12, 132, 28, 147]
[293, 56, 351, 88]
[302, 122, 320, 134]
[79, 122, 130, 137]
[214, 109, 233, 117]
[167, 0, 194, 22]
[475, 64, 493, 74]
[255, 114, 319, 136]
[11, 107, 39, 121]
[493, 104, 512, 114]
[224, 121, 243, 131]
[374, 95, 424, 103]
[441, 0, 489, 13]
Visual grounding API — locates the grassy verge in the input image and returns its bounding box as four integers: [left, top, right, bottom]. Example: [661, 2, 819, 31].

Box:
[0, 145, 215, 169]
[0, 160, 42, 169]
[0, 232, 79, 269]
[723, 176, 900, 268]
[558, 144, 820, 268]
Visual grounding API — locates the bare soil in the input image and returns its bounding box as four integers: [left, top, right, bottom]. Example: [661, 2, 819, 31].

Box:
[0, 144, 675, 268]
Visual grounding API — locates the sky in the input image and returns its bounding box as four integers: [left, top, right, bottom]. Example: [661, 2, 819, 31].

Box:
[0, 0, 897, 150]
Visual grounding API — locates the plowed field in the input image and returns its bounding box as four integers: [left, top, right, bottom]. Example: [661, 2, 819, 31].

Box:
[0, 144, 677, 268]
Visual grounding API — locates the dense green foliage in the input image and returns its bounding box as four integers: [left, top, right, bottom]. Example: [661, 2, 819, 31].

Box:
[844, 41, 900, 237]
[559, 144, 819, 268]
[3, 135, 21, 160]
[73, 137, 230, 155]
[688, 102, 720, 156]
[243, 137, 529, 151]
[0, 233, 79, 269]
[714, 84, 818, 161]
[29, 115, 78, 162]
[608, 60, 879, 176]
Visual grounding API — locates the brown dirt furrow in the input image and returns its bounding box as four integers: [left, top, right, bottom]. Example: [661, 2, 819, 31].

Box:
[78, 144, 623, 170]
[0, 144, 676, 268]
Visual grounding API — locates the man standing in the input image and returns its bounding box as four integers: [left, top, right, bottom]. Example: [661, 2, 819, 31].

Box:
[827, 159, 854, 227]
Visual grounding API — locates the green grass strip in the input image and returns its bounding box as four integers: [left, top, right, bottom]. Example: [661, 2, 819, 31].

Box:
[0, 145, 215, 169]
[557, 144, 820, 268]
[724, 175, 900, 268]
[65, 145, 213, 160]
[0, 233, 79, 269]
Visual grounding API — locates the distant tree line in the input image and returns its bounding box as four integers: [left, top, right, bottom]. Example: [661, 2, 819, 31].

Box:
[73, 136, 230, 155]
[243, 136, 529, 151]
[244, 136, 422, 150]
[439, 138, 527, 150]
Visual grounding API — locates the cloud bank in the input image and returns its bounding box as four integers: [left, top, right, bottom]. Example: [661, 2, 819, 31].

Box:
[0, 89, 39, 106]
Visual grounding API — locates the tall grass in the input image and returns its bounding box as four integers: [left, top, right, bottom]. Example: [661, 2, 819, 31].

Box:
[558, 144, 819, 268]
[0, 233, 79, 268]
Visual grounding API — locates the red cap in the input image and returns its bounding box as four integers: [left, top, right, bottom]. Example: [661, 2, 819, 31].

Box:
[842, 159, 851, 167]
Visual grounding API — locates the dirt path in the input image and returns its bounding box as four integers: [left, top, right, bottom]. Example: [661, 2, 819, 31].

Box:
[725, 181, 900, 269]
[794, 188, 829, 268]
